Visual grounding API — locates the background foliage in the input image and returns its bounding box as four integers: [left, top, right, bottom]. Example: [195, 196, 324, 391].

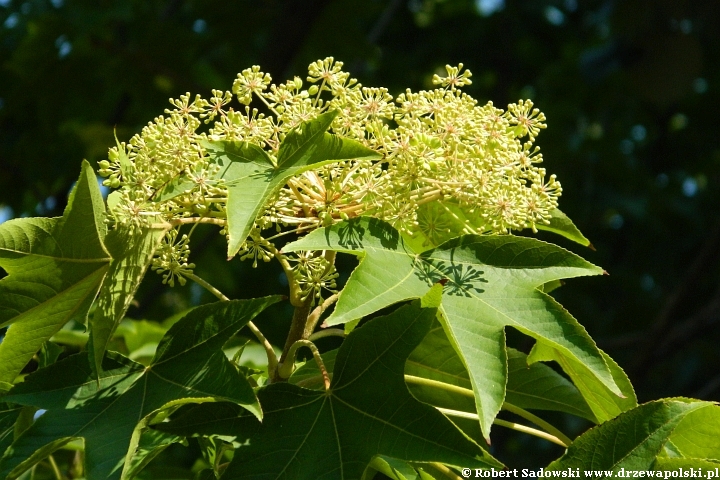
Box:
[1, 0, 719, 472]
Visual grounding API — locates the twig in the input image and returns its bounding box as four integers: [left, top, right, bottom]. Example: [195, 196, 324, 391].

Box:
[265, 243, 303, 306]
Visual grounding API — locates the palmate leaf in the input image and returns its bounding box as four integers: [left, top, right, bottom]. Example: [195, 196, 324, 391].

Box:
[666, 404, 720, 460]
[546, 399, 713, 475]
[0, 161, 111, 387]
[283, 217, 620, 440]
[405, 322, 595, 422]
[528, 341, 636, 423]
[202, 109, 381, 258]
[0, 297, 280, 480]
[363, 456, 436, 480]
[654, 458, 720, 469]
[123, 429, 182, 480]
[407, 205, 591, 253]
[159, 298, 503, 479]
[537, 209, 591, 247]
[88, 224, 169, 379]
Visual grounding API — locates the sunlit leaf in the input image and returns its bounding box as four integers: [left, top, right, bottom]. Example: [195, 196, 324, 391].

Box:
[547, 399, 711, 474]
[363, 456, 436, 480]
[284, 217, 618, 439]
[88, 224, 169, 379]
[203, 110, 381, 258]
[0, 161, 111, 385]
[537, 209, 591, 247]
[404, 322, 595, 421]
[667, 404, 720, 461]
[528, 340, 636, 423]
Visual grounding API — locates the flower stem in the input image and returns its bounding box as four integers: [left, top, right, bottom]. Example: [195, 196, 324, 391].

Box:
[169, 217, 227, 227]
[184, 272, 278, 376]
[265, 243, 303, 306]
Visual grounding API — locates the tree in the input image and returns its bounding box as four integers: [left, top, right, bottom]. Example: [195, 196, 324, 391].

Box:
[0, 57, 718, 479]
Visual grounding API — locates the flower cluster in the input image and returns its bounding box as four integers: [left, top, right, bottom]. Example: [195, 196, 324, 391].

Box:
[99, 58, 561, 285]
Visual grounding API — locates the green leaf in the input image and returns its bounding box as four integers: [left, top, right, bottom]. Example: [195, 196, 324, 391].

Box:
[37, 341, 64, 369]
[654, 457, 720, 469]
[0, 404, 22, 460]
[283, 217, 617, 439]
[0, 297, 280, 480]
[88, 224, 169, 379]
[114, 319, 168, 356]
[507, 349, 596, 420]
[363, 456, 436, 480]
[546, 399, 711, 474]
[159, 300, 503, 478]
[50, 322, 89, 348]
[537, 209, 592, 247]
[289, 349, 339, 390]
[405, 322, 595, 421]
[0, 161, 111, 385]
[528, 341, 637, 423]
[153, 402, 241, 437]
[204, 110, 381, 258]
[123, 429, 182, 480]
[667, 404, 720, 461]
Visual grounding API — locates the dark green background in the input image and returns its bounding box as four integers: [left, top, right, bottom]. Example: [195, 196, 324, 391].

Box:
[1, 0, 718, 472]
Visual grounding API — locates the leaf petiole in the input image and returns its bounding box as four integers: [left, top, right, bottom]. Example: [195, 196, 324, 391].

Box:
[404, 374, 572, 447]
[184, 272, 279, 375]
[502, 402, 573, 447]
[277, 339, 330, 389]
[307, 328, 345, 342]
[47, 454, 62, 480]
[426, 462, 464, 480]
[437, 408, 569, 448]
